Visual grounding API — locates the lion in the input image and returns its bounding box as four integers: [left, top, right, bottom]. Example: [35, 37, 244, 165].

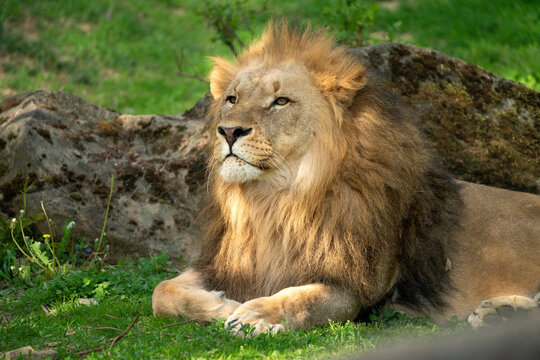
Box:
[152, 22, 540, 335]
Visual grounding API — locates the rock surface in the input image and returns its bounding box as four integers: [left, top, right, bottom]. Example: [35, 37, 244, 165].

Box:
[0, 91, 209, 264]
[0, 44, 538, 262]
[353, 43, 539, 193]
[2, 345, 57, 359]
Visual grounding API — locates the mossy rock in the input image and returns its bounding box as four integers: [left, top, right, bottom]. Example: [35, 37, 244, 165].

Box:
[353, 43, 539, 194]
[0, 91, 209, 263]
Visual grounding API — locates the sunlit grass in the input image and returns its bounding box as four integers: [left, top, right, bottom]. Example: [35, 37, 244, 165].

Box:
[379, 0, 540, 90]
[1, 0, 538, 116]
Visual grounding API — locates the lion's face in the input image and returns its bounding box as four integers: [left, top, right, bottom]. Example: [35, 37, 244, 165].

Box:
[214, 64, 327, 183]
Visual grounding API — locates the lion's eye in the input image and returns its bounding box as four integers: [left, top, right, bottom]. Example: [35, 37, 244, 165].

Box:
[226, 96, 237, 104]
[274, 97, 290, 106]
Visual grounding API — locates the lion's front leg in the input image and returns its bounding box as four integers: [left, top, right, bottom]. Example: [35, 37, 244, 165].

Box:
[152, 268, 241, 322]
[225, 284, 360, 336]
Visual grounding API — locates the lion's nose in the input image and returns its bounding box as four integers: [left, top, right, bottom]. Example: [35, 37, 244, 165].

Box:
[217, 126, 252, 147]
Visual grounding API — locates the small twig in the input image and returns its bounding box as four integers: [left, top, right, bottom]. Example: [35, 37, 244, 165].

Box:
[109, 313, 141, 350]
[158, 319, 196, 330]
[173, 49, 209, 84]
[98, 319, 198, 338]
[41, 201, 61, 270]
[81, 325, 123, 332]
[104, 314, 117, 319]
[76, 347, 104, 356]
[219, 18, 245, 54]
[95, 174, 114, 257]
[40, 305, 50, 315]
[177, 71, 210, 83]
[73, 316, 195, 356]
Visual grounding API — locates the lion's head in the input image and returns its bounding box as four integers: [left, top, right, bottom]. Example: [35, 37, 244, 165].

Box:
[208, 23, 366, 188]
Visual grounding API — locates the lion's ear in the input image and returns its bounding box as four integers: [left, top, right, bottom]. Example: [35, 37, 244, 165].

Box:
[315, 61, 366, 106]
[209, 57, 236, 100]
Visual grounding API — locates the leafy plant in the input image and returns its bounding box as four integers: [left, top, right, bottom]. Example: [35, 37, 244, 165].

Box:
[323, 0, 380, 46]
[0, 180, 47, 283]
[0, 218, 17, 282]
[197, 0, 268, 56]
[8, 209, 81, 284]
[0, 175, 114, 285]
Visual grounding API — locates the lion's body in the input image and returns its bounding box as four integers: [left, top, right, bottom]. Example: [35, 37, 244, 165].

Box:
[195, 78, 461, 311]
[153, 22, 540, 334]
[431, 182, 539, 322]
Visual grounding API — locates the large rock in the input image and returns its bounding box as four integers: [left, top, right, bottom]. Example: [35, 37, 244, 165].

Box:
[353, 43, 539, 193]
[0, 91, 210, 264]
[0, 44, 538, 263]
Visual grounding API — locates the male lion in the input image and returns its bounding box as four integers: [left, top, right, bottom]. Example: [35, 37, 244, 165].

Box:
[153, 22, 540, 335]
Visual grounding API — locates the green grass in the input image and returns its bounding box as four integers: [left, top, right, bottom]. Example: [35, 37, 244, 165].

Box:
[379, 0, 540, 90]
[0, 0, 220, 114]
[1, 255, 462, 359]
[1, 0, 538, 115]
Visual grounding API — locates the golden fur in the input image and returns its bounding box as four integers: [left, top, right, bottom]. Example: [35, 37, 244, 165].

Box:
[199, 21, 458, 307]
[153, 22, 540, 334]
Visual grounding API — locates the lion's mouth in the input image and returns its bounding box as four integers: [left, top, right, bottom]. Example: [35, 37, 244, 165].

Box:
[224, 153, 267, 170]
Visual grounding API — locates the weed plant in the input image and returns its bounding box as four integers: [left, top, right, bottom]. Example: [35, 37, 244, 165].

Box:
[0, 176, 113, 286]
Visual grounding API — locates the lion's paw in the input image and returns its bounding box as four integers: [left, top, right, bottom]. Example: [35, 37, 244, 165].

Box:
[467, 294, 540, 329]
[226, 316, 285, 337]
[225, 297, 286, 337]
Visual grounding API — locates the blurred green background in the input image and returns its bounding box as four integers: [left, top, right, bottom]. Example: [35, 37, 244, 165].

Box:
[1, 0, 539, 115]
